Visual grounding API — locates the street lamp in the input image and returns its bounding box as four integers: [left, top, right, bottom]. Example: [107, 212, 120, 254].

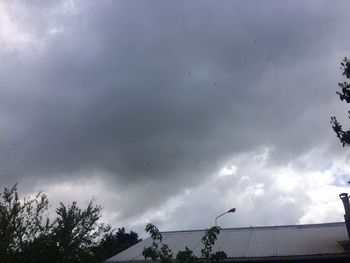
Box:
[215, 208, 236, 227]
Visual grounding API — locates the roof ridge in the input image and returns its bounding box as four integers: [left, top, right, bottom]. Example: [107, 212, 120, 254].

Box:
[160, 222, 345, 234]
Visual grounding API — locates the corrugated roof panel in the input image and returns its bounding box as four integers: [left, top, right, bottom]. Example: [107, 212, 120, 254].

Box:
[165, 230, 204, 257]
[213, 228, 252, 258]
[106, 222, 349, 262]
[247, 228, 268, 257]
[114, 236, 153, 261]
[276, 226, 299, 256]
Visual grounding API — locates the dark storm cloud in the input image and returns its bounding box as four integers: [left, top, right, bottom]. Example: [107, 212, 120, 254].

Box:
[0, 0, 349, 219]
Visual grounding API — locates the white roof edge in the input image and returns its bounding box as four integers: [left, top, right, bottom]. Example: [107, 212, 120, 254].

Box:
[161, 222, 346, 234]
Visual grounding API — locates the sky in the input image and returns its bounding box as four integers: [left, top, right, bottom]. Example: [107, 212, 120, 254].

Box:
[1, 0, 350, 236]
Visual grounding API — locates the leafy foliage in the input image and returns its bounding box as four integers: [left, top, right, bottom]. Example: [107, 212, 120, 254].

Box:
[50, 201, 111, 263]
[0, 184, 140, 263]
[331, 57, 350, 146]
[93, 227, 140, 262]
[200, 226, 220, 260]
[143, 223, 173, 263]
[201, 226, 226, 262]
[210, 251, 227, 262]
[176, 247, 197, 263]
[0, 184, 50, 263]
[143, 224, 227, 263]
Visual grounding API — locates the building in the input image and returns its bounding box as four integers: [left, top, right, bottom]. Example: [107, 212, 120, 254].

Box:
[106, 194, 350, 262]
[106, 222, 350, 262]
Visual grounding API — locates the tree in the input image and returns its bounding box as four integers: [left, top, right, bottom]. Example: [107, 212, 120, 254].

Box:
[143, 223, 227, 263]
[50, 201, 111, 263]
[331, 57, 350, 146]
[0, 184, 50, 263]
[93, 227, 141, 262]
[176, 247, 197, 263]
[142, 223, 173, 263]
[200, 226, 227, 262]
[0, 184, 140, 263]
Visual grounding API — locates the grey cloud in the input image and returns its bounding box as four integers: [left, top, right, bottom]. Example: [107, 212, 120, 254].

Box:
[0, 0, 350, 222]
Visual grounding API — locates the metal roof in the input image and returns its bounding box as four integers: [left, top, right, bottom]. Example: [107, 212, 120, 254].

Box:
[106, 222, 349, 262]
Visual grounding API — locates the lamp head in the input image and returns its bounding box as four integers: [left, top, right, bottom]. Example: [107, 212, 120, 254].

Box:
[227, 208, 236, 213]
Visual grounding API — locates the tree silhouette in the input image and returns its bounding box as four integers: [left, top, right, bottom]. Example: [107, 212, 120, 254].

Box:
[50, 201, 111, 263]
[0, 184, 51, 263]
[93, 227, 141, 262]
[143, 223, 227, 263]
[331, 57, 350, 146]
[0, 184, 139, 263]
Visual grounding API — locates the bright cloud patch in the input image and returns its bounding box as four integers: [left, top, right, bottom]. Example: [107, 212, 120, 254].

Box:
[26, 147, 350, 237]
[0, 2, 34, 49]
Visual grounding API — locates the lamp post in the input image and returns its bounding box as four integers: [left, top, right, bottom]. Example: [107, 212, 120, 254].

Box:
[215, 208, 236, 227]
